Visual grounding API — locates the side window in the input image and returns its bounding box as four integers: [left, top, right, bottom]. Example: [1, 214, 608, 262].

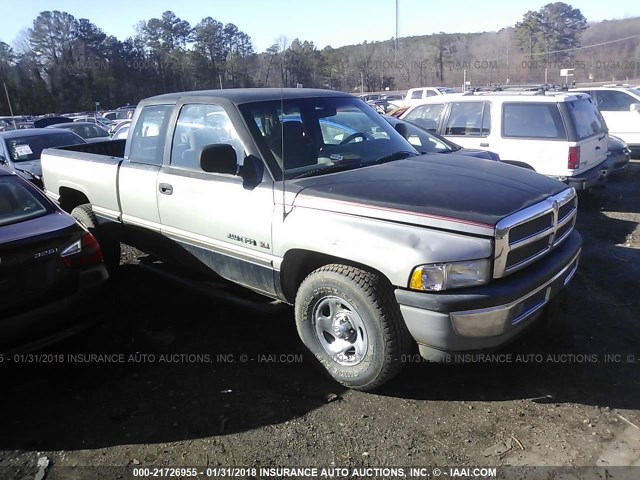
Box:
[170, 104, 245, 170]
[128, 105, 172, 165]
[426, 90, 437, 97]
[410, 89, 423, 100]
[444, 102, 488, 136]
[403, 104, 443, 131]
[595, 91, 634, 112]
[502, 103, 566, 139]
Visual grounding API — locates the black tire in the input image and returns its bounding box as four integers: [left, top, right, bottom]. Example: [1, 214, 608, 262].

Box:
[294, 264, 412, 391]
[71, 204, 121, 272]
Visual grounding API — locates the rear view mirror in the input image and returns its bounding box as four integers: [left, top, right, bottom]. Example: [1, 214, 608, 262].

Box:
[199, 144, 237, 174]
[630, 103, 640, 112]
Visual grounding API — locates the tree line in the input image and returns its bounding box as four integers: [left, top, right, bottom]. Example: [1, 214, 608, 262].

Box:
[0, 2, 639, 115]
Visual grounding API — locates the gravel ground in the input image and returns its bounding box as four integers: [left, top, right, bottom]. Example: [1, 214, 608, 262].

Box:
[1, 161, 639, 480]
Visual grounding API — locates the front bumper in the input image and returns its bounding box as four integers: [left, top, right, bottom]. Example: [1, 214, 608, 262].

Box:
[395, 230, 581, 359]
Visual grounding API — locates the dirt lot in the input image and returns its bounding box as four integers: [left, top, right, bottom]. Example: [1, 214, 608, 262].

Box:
[1, 161, 639, 480]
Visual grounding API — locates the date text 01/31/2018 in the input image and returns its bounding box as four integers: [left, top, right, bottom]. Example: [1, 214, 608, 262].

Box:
[521, 60, 639, 70]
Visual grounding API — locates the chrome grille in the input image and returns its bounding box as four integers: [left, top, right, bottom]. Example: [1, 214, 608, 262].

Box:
[494, 188, 577, 278]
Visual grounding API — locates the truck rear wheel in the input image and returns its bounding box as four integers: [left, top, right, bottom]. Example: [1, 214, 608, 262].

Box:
[71, 204, 121, 272]
[294, 264, 411, 391]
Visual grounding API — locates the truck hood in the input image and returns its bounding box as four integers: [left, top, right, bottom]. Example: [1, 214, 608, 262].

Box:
[290, 154, 569, 228]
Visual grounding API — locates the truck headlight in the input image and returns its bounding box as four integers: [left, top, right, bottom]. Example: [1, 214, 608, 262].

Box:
[409, 259, 491, 291]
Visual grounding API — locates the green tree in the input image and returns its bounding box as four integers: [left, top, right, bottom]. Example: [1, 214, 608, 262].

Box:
[515, 10, 544, 58]
[515, 3, 587, 61]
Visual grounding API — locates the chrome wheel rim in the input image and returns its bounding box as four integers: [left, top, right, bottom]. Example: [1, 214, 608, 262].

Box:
[313, 296, 368, 366]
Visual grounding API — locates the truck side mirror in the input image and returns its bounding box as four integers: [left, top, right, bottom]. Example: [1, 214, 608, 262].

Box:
[199, 144, 237, 175]
[630, 103, 640, 112]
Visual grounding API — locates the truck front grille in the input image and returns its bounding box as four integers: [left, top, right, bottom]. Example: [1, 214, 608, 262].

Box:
[493, 189, 577, 278]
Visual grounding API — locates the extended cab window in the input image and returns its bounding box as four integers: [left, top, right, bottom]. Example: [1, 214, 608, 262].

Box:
[502, 103, 567, 139]
[410, 90, 423, 99]
[128, 105, 172, 165]
[171, 104, 245, 170]
[444, 102, 490, 136]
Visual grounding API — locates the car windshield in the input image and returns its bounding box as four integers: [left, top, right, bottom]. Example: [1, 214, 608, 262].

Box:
[240, 96, 418, 179]
[6, 132, 85, 162]
[0, 176, 51, 226]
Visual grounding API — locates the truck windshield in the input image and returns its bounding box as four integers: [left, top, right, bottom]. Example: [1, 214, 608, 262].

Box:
[240, 96, 418, 179]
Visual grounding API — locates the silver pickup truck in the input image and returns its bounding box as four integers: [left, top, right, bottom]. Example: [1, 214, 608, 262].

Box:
[41, 88, 582, 391]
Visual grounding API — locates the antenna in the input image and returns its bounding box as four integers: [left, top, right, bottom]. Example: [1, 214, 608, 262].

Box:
[3, 83, 17, 130]
[280, 87, 286, 221]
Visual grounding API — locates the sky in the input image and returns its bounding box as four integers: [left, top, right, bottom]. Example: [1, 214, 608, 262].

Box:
[0, 0, 639, 53]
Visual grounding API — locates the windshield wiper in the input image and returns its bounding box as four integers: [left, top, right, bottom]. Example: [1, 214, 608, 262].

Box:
[370, 151, 419, 165]
[291, 161, 361, 179]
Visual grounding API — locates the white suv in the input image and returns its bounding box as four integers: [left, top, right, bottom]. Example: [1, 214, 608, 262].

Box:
[569, 85, 640, 154]
[399, 91, 612, 190]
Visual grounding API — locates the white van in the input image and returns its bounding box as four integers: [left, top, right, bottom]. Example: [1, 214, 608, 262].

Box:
[569, 86, 640, 154]
[399, 90, 612, 190]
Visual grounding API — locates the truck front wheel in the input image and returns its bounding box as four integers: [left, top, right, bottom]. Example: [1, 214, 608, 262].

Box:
[71, 204, 121, 272]
[295, 264, 411, 391]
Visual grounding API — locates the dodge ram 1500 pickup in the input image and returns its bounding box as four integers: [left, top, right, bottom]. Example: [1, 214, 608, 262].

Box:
[41, 88, 582, 391]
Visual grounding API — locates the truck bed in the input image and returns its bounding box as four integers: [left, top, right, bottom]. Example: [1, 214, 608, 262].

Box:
[41, 140, 124, 215]
[58, 139, 126, 158]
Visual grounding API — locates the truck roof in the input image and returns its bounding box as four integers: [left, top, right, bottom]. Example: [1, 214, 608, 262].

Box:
[143, 88, 350, 105]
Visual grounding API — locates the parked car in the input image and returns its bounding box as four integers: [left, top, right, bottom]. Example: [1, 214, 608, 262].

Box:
[47, 122, 110, 143]
[398, 90, 612, 191]
[0, 129, 86, 189]
[72, 116, 115, 131]
[102, 109, 135, 122]
[383, 115, 500, 160]
[110, 120, 131, 140]
[367, 99, 404, 114]
[33, 116, 70, 128]
[403, 86, 456, 107]
[569, 86, 640, 155]
[387, 106, 409, 118]
[0, 169, 109, 352]
[607, 135, 631, 177]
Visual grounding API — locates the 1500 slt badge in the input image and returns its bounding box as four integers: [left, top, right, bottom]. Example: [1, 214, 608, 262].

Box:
[227, 233, 270, 249]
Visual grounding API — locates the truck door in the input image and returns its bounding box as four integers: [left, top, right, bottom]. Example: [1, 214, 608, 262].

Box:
[119, 104, 173, 230]
[156, 103, 276, 296]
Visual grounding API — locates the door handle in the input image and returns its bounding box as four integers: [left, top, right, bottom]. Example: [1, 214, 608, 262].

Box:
[480, 143, 489, 147]
[159, 183, 173, 195]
